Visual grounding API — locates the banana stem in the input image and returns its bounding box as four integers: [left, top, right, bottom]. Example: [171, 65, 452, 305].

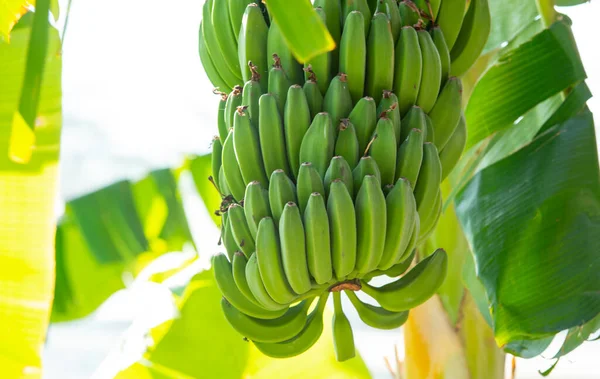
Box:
[536, 0, 557, 28]
[332, 291, 342, 313]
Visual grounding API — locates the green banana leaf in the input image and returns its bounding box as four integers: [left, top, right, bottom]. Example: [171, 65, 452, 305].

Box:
[455, 110, 600, 346]
[483, 0, 539, 54]
[188, 154, 222, 226]
[116, 269, 372, 379]
[0, 12, 61, 376]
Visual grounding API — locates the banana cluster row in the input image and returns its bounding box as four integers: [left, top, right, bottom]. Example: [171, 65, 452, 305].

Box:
[199, 0, 490, 97]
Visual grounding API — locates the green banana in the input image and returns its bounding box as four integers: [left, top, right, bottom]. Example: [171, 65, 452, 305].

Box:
[365, 12, 395, 104]
[399, 105, 427, 143]
[398, 1, 421, 27]
[218, 165, 232, 197]
[304, 192, 333, 285]
[397, 210, 419, 263]
[244, 181, 271, 239]
[225, 85, 243, 130]
[242, 65, 263, 128]
[327, 179, 357, 280]
[342, 0, 371, 35]
[431, 26, 451, 85]
[439, 114, 467, 180]
[378, 177, 417, 270]
[211, 136, 223, 193]
[246, 253, 289, 310]
[415, 29, 442, 113]
[429, 76, 463, 151]
[424, 113, 435, 144]
[256, 217, 298, 304]
[284, 85, 312, 179]
[233, 106, 269, 186]
[304, 7, 332, 95]
[352, 156, 381, 197]
[222, 297, 310, 343]
[259, 93, 291, 177]
[232, 252, 261, 306]
[413, 142, 442, 230]
[216, 91, 230, 142]
[268, 169, 298, 225]
[228, 0, 253, 43]
[314, 0, 343, 77]
[297, 162, 326, 214]
[253, 294, 328, 358]
[393, 26, 422, 115]
[221, 130, 246, 200]
[355, 175, 387, 275]
[280, 202, 312, 295]
[238, 3, 269, 91]
[324, 156, 354, 197]
[267, 19, 304, 85]
[345, 290, 409, 330]
[268, 54, 291, 114]
[324, 73, 353, 128]
[198, 23, 230, 91]
[377, 0, 402, 43]
[361, 249, 448, 312]
[221, 212, 240, 259]
[212, 0, 242, 76]
[418, 189, 442, 244]
[382, 248, 416, 277]
[435, 0, 466, 51]
[213, 253, 285, 319]
[450, 0, 491, 78]
[368, 115, 397, 186]
[377, 91, 401, 142]
[349, 96, 378, 154]
[228, 203, 255, 258]
[299, 112, 336, 178]
[303, 68, 325, 119]
[335, 119, 360, 169]
[414, 0, 441, 19]
[332, 292, 355, 361]
[395, 128, 424, 188]
[339, 10, 367, 104]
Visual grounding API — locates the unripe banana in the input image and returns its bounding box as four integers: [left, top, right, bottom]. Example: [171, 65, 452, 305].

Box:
[304, 7, 332, 95]
[361, 249, 448, 311]
[418, 189, 442, 245]
[324, 73, 354, 128]
[238, 3, 269, 91]
[242, 65, 263, 128]
[302, 69, 325, 119]
[225, 85, 243, 130]
[399, 105, 427, 143]
[198, 24, 230, 91]
[284, 85, 312, 179]
[355, 175, 387, 274]
[259, 93, 291, 177]
[378, 177, 418, 270]
[256, 217, 298, 304]
[297, 162, 326, 214]
[368, 115, 397, 186]
[365, 12, 395, 104]
[228, 203, 255, 257]
[439, 114, 467, 180]
[414, 0, 441, 19]
[332, 292, 355, 361]
[377, 0, 402, 43]
[232, 252, 261, 306]
[377, 91, 401, 142]
[221, 130, 246, 200]
[342, 0, 371, 35]
[416, 29, 442, 113]
[222, 297, 310, 343]
[299, 112, 336, 178]
[327, 179, 357, 280]
[233, 106, 269, 186]
[269, 169, 298, 225]
[398, 1, 421, 27]
[216, 92, 230, 142]
[253, 294, 328, 358]
[211, 136, 223, 192]
[429, 76, 463, 151]
[268, 55, 291, 114]
[314, 0, 343, 77]
[212, 0, 242, 75]
[228, 0, 253, 43]
[436, 0, 467, 51]
[395, 128, 424, 188]
[349, 96, 378, 154]
[267, 19, 304, 86]
[382, 248, 416, 277]
[324, 156, 354, 196]
[397, 211, 419, 263]
[244, 181, 271, 239]
[213, 253, 286, 319]
[413, 142, 442, 227]
[352, 156, 382, 197]
[339, 11, 367, 104]
[246, 253, 290, 310]
[304, 192, 333, 285]
[424, 113, 435, 144]
[393, 26, 422, 115]
[280, 202, 312, 295]
[218, 165, 232, 197]
[221, 212, 240, 259]
[345, 290, 409, 330]
[431, 26, 451, 85]
[335, 119, 360, 169]
[450, 0, 491, 78]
